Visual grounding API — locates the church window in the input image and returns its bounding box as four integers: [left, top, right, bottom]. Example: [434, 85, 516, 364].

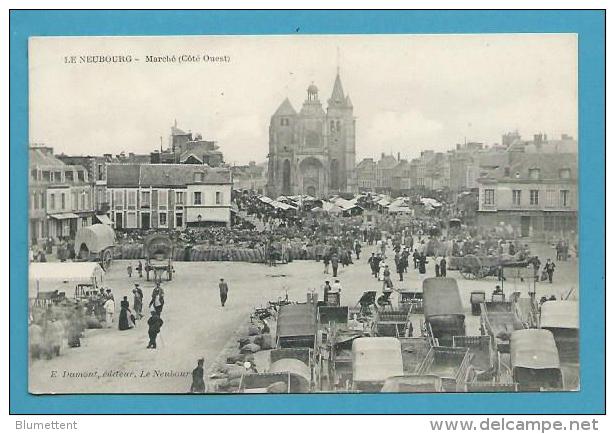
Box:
[330, 121, 335, 132]
[336, 120, 341, 132]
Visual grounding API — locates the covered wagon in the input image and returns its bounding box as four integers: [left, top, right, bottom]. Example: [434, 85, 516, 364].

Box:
[74, 224, 115, 270]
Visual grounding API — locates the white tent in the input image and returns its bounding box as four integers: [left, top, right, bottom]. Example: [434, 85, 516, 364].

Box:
[420, 197, 442, 208]
[29, 262, 105, 298]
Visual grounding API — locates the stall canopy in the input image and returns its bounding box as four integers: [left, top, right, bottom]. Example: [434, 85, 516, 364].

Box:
[49, 212, 79, 220]
[95, 214, 114, 225]
[29, 262, 105, 297]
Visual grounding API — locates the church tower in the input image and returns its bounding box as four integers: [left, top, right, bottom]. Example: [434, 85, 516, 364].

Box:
[326, 72, 357, 193]
[268, 98, 297, 197]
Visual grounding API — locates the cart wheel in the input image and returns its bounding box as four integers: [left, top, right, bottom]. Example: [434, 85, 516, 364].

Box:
[102, 249, 113, 271]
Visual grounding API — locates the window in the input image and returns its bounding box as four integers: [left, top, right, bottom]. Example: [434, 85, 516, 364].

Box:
[33, 193, 39, 209]
[176, 191, 184, 205]
[512, 190, 521, 206]
[193, 172, 204, 183]
[42, 171, 51, 182]
[504, 167, 511, 177]
[65, 171, 74, 182]
[127, 190, 137, 208]
[280, 118, 289, 126]
[560, 190, 570, 207]
[216, 191, 222, 205]
[330, 120, 335, 132]
[530, 190, 539, 205]
[159, 190, 168, 209]
[61, 193, 66, 209]
[114, 190, 124, 207]
[50, 193, 55, 210]
[529, 168, 541, 180]
[545, 190, 557, 207]
[176, 213, 183, 228]
[78, 171, 85, 182]
[194, 191, 202, 205]
[30, 169, 38, 181]
[72, 191, 78, 210]
[98, 164, 104, 181]
[81, 192, 86, 210]
[86, 191, 91, 209]
[141, 191, 151, 207]
[483, 189, 495, 205]
[126, 212, 137, 228]
[559, 168, 571, 179]
[159, 212, 167, 226]
[82, 218, 89, 227]
[41, 192, 46, 209]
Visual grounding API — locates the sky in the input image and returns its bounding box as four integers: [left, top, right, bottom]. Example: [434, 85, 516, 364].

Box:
[29, 34, 577, 165]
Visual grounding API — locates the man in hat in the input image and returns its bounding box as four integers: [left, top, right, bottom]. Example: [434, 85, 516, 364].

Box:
[219, 278, 229, 307]
[190, 358, 206, 393]
[146, 311, 163, 349]
[149, 283, 164, 316]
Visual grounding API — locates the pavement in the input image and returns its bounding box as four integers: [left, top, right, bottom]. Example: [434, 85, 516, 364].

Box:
[29, 241, 578, 393]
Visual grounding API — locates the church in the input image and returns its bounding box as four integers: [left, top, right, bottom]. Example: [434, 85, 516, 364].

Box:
[267, 72, 357, 198]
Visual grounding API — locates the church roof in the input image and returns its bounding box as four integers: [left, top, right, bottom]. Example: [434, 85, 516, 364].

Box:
[273, 98, 297, 117]
[329, 73, 345, 104]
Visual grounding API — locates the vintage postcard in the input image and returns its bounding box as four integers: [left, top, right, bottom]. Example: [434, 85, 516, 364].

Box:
[27, 34, 579, 394]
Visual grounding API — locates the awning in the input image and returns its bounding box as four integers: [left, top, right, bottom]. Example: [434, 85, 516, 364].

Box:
[95, 214, 113, 225]
[49, 213, 79, 220]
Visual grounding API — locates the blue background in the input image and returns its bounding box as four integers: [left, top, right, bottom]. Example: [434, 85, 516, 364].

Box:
[9, 10, 605, 414]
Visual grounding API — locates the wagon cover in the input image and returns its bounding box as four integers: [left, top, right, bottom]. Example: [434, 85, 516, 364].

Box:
[540, 301, 579, 329]
[352, 337, 403, 382]
[510, 329, 560, 370]
[74, 224, 115, 253]
[422, 278, 464, 317]
[276, 304, 317, 338]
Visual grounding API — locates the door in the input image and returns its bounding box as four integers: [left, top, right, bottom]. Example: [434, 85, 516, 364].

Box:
[521, 216, 530, 237]
[141, 213, 150, 230]
[115, 212, 123, 229]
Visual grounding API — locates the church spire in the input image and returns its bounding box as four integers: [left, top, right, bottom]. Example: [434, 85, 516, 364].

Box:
[329, 72, 345, 105]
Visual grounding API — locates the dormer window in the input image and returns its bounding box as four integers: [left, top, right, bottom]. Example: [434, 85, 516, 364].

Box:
[529, 168, 541, 180]
[559, 168, 571, 179]
[280, 118, 289, 127]
[193, 172, 204, 182]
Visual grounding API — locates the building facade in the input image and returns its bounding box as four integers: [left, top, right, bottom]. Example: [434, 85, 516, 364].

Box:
[106, 164, 232, 230]
[267, 72, 357, 198]
[476, 153, 577, 238]
[29, 146, 95, 244]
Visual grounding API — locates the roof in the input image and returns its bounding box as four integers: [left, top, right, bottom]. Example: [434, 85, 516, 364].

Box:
[378, 155, 399, 169]
[107, 164, 231, 188]
[352, 337, 404, 382]
[510, 329, 560, 369]
[30, 147, 66, 168]
[276, 304, 317, 339]
[74, 224, 115, 253]
[106, 164, 141, 187]
[329, 73, 346, 104]
[480, 153, 578, 181]
[273, 98, 297, 117]
[540, 301, 579, 329]
[422, 278, 464, 317]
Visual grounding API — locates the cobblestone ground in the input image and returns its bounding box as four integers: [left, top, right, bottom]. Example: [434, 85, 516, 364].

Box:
[29, 241, 578, 393]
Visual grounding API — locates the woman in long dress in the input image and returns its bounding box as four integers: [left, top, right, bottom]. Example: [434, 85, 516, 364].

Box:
[118, 296, 134, 331]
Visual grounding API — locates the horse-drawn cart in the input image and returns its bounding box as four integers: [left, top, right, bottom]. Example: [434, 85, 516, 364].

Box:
[143, 234, 174, 282]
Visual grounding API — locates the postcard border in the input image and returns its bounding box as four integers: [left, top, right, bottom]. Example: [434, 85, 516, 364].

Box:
[9, 9, 606, 414]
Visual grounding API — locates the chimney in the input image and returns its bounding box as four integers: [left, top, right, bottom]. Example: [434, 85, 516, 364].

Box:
[381, 152, 385, 160]
[397, 152, 400, 162]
